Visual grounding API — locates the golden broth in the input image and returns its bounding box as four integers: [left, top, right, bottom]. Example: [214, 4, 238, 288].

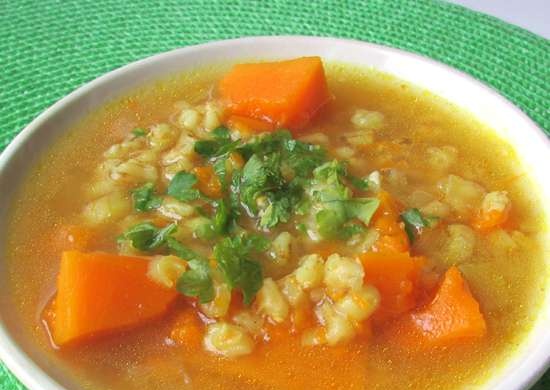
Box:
[4, 62, 547, 389]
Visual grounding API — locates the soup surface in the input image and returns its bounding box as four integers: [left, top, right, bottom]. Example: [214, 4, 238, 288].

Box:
[4, 57, 548, 389]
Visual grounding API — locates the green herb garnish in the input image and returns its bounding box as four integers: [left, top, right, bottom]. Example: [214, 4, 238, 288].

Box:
[132, 127, 147, 137]
[308, 161, 379, 239]
[194, 126, 239, 159]
[400, 208, 430, 243]
[348, 175, 370, 191]
[167, 172, 201, 202]
[167, 237, 214, 303]
[120, 222, 176, 251]
[213, 234, 268, 305]
[131, 183, 163, 212]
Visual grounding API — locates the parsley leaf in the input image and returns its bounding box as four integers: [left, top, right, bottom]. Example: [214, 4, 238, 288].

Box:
[175, 258, 214, 303]
[307, 161, 379, 240]
[229, 169, 243, 215]
[213, 198, 231, 234]
[167, 172, 200, 202]
[400, 208, 429, 243]
[342, 198, 380, 225]
[167, 237, 204, 261]
[283, 138, 326, 178]
[348, 175, 370, 191]
[310, 160, 351, 202]
[120, 222, 176, 251]
[238, 260, 263, 305]
[213, 238, 242, 288]
[211, 127, 231, 139]
[188, 217, 217, 241]
[238, 130, 326, 179]
[213, 156, 228, 191]
[194, 126, 240, 159]
[131, 183, 163, 212]
[167, 237, 214, 303]
[316, 208, 348, 239]
[213, 234, 268, 305]
[259, 181, 303, 229]
[240, 154, 276, 214]
[132, 127, 147, 137]
[315, 203, 373, 240]
[197, 130, 328, 231]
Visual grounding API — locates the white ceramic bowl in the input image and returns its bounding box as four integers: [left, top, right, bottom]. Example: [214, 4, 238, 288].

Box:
[0, 36, 549, 390]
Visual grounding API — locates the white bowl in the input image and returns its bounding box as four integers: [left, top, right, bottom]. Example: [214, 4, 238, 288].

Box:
[0, 36, 548, 390]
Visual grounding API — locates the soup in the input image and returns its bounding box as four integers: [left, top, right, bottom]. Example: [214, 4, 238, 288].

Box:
[4, 57, 547, 389]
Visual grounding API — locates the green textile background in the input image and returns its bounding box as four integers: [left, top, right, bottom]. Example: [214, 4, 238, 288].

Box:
[0, 0, 548, 388]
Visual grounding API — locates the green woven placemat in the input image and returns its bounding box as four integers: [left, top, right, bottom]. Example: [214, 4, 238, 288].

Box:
[0, 0, 549, 389]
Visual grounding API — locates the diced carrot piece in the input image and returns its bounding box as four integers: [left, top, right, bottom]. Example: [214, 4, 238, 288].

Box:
[193, 166, 222, 199]
[360, 251, 424, 322]
[472, 208, 510, 232]
[394, 266, 486, 347]
[374, 191, 401, 219]
[53, 251, 178, 346]
[55, 225, 94, 251]
[170, 310, 204, 348]
[226, 114, 274, 134]
[228, 152, 245, 170]
[373, 233, 409, 253]
[219, 57, 331, 131]
[371, 191, 410, 252]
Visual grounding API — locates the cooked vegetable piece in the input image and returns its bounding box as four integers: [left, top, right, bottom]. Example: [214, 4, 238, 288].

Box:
[395, 266, 486, 346]
[472, 191, 511, 231]
[360, 251, 424, 322]
[193, 166, 222, 199]
[472, 209, 510, 231]
[52, 251, 178, 346]
[372, 191, 410, 252]
[170, 310, 204, 348]
[219, 57, 331, 130]
[373, 234, 409, 253]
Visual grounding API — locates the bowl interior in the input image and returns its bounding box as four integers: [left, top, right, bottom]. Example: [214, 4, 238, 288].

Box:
[0, 36, 549, 390]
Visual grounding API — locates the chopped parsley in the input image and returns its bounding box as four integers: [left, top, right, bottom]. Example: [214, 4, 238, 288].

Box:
[308, 161, 379, 240]
[168, 237, 214, 303]
[131, 183, 163, 212]
[167, 172, 201, 202]
[400, 208, 433, 243]
[194, 126, 239, 159]
[131, 127, 147, 137]
[348, 175, 370, 191]
[213, 234, 269, 305]
[227, 131, 327, 230]
[120, 222, 176, 251]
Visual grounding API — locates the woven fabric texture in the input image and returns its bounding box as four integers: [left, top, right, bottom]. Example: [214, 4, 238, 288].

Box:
[0, 0, 549, 388]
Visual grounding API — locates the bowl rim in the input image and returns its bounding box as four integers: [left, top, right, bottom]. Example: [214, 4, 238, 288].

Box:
[0, 35, 548, 390]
